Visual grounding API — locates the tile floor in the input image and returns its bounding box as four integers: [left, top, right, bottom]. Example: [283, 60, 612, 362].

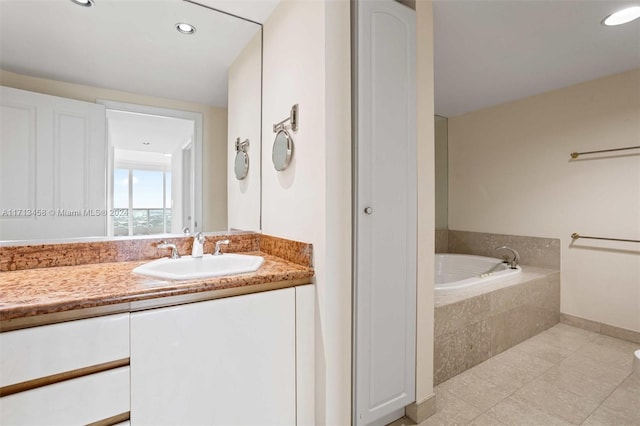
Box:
[391, 323, 640, 426]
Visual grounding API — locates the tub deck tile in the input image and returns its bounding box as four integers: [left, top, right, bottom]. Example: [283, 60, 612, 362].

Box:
[434, 265, 560, 384]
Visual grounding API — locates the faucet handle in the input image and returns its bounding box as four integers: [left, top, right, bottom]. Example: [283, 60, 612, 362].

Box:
[157, 241, 180, 259]
[214, 239, 230, 256]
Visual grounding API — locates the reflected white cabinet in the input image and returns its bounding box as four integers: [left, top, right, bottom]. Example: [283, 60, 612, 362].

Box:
[0, 86, 107, 240]
[130, 288, 297, 425]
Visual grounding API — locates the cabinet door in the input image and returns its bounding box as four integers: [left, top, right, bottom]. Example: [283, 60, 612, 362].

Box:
[130, 288, 296, 425]
[1, 313, 129, 387]
[355, 0, 417, 424]
[0, 367, 129, 425]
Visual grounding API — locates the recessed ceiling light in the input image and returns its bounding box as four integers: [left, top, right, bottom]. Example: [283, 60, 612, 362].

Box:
[602, 6, 640, 26]
[175, 23, 196, 35]
[163, 153, 172, 157]
[70, 0, 94, 7]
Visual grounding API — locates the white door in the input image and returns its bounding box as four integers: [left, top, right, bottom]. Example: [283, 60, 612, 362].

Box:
[354, 1, 417, 425]
[0, 86, 106, 240]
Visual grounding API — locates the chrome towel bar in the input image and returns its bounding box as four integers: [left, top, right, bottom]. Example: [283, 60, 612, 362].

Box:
[571, 233, 640, 243]
[570, 145, 640, 159]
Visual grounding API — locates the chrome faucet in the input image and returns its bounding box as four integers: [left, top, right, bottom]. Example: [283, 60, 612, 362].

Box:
[495, 246, 520, 269]
[157, 241, 180, 259]
[192, 232, 205, 258]
[214, 239, 230, 256]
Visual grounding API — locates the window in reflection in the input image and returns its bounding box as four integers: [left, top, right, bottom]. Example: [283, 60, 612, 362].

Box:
[113, 167, 172, 236]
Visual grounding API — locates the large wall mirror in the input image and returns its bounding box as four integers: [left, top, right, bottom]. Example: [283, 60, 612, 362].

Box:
[0, 0, 263, 242]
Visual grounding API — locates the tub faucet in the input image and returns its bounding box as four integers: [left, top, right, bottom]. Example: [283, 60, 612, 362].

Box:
[192, 232, 205, 258]
[214, 239, 230, 256]
[495, 246, 520, 269]
[157, 241, 180, 259]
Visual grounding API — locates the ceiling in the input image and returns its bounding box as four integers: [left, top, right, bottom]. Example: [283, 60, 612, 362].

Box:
[107, 110, 194, 155]
[0, 0, 264, 107]
[194, 0, 280, 24]
[3, 0, 636, 117]
[434, 0, 640, 117]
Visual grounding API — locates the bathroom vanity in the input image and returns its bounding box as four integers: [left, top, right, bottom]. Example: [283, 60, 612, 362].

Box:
[0, 233, 314, 425]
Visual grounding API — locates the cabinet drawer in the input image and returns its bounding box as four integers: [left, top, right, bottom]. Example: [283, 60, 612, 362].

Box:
[0, 313, 129, 387]
[0, 366, 130, 425]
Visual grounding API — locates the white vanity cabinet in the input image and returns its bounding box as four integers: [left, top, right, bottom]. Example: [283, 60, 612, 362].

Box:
[130, 287, 301, 425]
[0, 313, 130, 425]
[0, 285, 314, 425]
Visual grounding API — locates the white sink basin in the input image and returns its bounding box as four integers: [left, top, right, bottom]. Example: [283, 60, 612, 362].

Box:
[132, 253, 264, 281]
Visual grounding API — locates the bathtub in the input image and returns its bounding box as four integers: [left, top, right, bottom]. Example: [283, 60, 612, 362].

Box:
[433, 253, 559, 384]
[435, 253, 521, 293]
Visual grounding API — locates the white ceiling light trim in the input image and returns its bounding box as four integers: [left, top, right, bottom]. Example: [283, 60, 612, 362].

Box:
[602, 6, 640, 26]
[175, 22, 196, 35]
[70, 0, 94, 7]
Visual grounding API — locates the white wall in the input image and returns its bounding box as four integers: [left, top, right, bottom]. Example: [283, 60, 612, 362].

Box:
[261, 0, 351, 423]
[416, 0, 436, 408]
[0, 70, 228, 232]
[448, 69, 640, 332]
[227, 31, 262, 231]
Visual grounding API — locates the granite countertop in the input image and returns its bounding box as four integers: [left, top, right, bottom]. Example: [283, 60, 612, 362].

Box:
[0, 251, 314, 326]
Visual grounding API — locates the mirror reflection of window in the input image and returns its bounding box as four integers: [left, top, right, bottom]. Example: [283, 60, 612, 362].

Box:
[132, 169, 171, 235]
[113, 168, 129, 236]
[113, 168, 172, 236]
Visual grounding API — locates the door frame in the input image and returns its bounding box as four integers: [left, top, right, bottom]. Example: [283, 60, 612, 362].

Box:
[98, 99, 203, 235]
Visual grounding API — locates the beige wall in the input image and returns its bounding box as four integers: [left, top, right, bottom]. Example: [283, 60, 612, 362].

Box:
[0, 69, 228, 232]
[435, 115, 448, 230]
[261, 0, 351, 423]
[416, 0, 436, 407]
[227, 31, 262, 232]
[448, 69, 640, 332]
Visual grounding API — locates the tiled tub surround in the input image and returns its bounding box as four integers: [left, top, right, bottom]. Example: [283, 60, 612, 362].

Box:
[0, 233, 313, 329]
[439, 230, 640, 345]
[435, 229, 448, 254]
[446, 230, 560, 269]
[435, 266, 560, 385]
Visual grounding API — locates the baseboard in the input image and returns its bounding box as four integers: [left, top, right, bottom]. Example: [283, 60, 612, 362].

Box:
[405, 393, 436, 423]
[560, 313, 640, 344]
